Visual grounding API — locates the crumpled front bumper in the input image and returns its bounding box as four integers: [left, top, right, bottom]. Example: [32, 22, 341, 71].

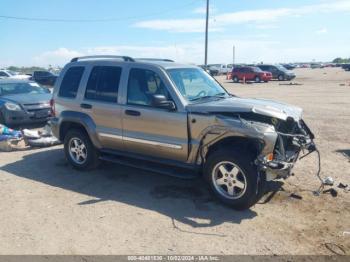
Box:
[257, 120, 316, 181]
[258, 156, 298, 181]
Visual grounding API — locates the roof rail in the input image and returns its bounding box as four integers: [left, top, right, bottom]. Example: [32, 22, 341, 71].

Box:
[135, 58, 175, 62]
[70, 55, 135, 63]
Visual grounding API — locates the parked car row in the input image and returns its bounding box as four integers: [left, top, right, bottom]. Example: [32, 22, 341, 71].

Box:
[341, 64, 350, 71]
[0, 69, 31, 80]
[230, 64, 295, 83]
[232, 66, 272, 83]
[0, 69, 58, 87]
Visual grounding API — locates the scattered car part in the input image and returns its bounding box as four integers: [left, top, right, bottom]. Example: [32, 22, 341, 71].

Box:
[323, 188, 338, 197]
[338, 183, 348, 189]
[323, 176, 335, 186]
[289, 193, 302, 200]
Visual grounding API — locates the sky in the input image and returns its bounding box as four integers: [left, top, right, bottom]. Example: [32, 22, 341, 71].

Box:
[0, 0, 349, 67]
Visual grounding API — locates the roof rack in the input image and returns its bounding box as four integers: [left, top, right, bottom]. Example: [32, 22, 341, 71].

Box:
[70, 55, 135, 63]
[135, 58, 175, 62]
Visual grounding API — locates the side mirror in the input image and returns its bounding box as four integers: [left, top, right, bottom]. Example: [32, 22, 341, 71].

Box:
[151, 94, 176, 111]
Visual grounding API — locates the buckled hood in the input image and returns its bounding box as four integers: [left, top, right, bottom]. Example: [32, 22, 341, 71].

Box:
[187, 96, 303, 121]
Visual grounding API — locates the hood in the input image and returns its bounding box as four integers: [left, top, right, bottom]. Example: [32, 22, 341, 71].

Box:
[187, 96, 303, 121]
[1, 93, 52, 105]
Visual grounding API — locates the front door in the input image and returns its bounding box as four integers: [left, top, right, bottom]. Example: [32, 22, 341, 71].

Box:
[122, 67, 188, 162]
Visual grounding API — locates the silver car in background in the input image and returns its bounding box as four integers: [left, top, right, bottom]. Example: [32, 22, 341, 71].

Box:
[0, 79, 52, 126]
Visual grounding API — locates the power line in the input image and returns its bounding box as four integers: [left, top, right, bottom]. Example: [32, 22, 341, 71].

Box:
[0, 0, 200, 23]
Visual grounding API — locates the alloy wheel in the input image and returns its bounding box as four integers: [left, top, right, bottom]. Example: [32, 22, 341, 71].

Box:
[212, 161, 247, 199]
[68, 137, 87, 164]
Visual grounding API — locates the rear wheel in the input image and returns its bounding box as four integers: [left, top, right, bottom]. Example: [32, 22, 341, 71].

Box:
[204, 150, 261, 210]
[233, 76, 239, 83]
[64, 129, 100, 170]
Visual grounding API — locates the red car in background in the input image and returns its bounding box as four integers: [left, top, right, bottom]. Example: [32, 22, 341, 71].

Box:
[231, 66, 272, 83]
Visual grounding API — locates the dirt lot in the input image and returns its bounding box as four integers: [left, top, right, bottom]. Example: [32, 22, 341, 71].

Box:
[0, 67, 349, 255]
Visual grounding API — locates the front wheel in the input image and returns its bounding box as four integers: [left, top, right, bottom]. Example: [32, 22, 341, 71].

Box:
[278, 74, 285, 81]
[204, 150, 261, 210]
[233, 76, 239, 83]
[64, 129, 100, 170]
[255, 76, 261, 83]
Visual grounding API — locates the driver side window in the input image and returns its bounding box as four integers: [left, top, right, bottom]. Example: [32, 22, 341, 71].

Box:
[127, 68, 170, 106]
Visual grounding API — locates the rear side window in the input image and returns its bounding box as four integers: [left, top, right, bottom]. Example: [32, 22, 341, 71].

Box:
[85, 66, 122, 103]
[58, 67, 84, 98]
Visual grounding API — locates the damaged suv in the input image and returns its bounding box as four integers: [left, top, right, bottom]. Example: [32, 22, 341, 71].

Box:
[50, 56, 316, 210]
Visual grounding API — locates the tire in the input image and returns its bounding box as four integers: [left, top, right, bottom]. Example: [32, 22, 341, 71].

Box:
[204, 150, 261, 210]
[255, 76, 261, 83]
[233, 76, 239, 83]
[0, 112, 6, 125]
[278, 74, 285, 81]
[64, 129, 100, 170]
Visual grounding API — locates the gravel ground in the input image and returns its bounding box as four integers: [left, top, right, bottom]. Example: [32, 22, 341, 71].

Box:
[0, 67, 349, 255]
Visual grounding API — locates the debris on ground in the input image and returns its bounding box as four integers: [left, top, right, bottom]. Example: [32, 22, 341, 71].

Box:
[323, 176, 334, 186]
[338, 183, 348, 189]
[23, 125, 60, 148]
[0, 124, 60, 152]
[0, 124, 24, 152]
[279, 82, 303, 86]
[289, 193, 303, 200]
[324, 242, 346, 255]
[323, 188, 338, 197]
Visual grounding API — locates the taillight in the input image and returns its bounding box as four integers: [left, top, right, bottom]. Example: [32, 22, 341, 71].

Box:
[50, 99, 55, 117]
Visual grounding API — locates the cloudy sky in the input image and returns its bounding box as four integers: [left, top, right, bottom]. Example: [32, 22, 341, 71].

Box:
[0, 0, 349, 67]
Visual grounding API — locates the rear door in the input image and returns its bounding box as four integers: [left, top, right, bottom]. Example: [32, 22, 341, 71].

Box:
[82, 64, 125, 150]
[122, 66, 188, 162]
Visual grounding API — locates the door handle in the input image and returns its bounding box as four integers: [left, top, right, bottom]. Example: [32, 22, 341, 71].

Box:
[80, 103, 92, 109]
[125, 110, 141, 116]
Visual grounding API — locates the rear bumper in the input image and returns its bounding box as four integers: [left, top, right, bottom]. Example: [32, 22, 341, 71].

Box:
[48, 117, 60, 140]
[262, 75, 272, 81]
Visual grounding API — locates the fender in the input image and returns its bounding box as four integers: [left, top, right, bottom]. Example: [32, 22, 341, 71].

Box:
[58, 111, 102, 149]
[188, 114, 276, 165]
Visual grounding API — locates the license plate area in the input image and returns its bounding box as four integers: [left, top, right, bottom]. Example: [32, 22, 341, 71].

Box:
[34, 109, 50, 118]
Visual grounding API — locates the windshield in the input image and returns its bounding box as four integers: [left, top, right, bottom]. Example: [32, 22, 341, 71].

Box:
[167, 68, 229, 102]
[276, 64, 288, 72]
[0, 82, 50, 96]
[252, 67, 263, 72]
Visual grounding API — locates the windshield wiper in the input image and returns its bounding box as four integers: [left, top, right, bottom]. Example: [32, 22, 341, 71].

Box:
[190, 93, 227, 102]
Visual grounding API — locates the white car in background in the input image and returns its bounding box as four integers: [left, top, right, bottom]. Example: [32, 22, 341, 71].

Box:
[0, 69, 31, 80]
[207, 64, 232, 75]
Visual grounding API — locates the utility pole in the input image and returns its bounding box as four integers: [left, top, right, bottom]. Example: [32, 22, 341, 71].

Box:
[232, 45, 235, 65]
[204, 0, 209, 67]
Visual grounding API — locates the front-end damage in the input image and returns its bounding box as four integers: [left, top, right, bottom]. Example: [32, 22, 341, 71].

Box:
[252, 117, 316, 181]
[193, 111, 316, 182]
